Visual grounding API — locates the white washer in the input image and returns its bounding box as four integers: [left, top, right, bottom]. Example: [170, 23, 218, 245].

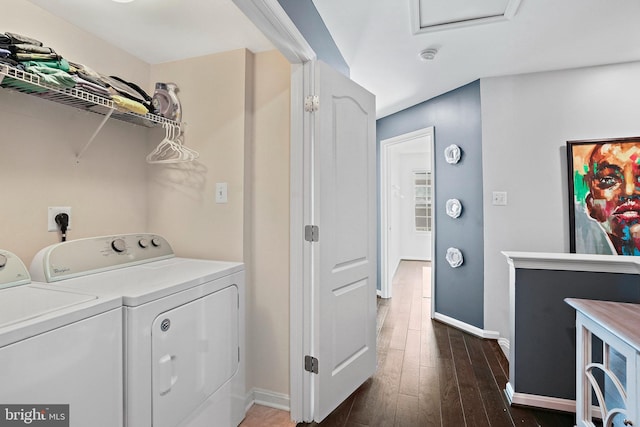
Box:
[0, 249, 123, 427]
[30, 234, 246, 427]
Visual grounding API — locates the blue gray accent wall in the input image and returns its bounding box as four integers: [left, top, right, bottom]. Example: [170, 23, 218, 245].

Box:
[512, 268, 640, 401]
[377, 81, 484, 328]
[276, 0, 349, 76]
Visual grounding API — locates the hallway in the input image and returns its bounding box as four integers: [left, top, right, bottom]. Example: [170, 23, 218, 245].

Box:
[300, 260, 575, 426]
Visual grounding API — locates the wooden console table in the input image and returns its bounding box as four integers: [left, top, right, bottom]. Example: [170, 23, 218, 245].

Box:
[566, 298, 640, 427]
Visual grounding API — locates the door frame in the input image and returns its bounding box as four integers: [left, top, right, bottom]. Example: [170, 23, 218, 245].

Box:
[231, 0, 315, 421]
[380, 127, 435, 306]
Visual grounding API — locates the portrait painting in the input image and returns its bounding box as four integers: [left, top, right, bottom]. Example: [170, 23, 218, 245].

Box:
[568, 137, 640, 255]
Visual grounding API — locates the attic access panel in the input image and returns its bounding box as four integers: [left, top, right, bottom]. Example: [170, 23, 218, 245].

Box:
[412, 0, 522, 33]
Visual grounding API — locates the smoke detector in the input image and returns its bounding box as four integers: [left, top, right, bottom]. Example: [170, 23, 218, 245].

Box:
[419, 47, 439, 61]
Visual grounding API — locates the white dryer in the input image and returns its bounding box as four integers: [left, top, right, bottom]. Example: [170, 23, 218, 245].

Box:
[0, 249, 123, 427]
[30, 234, 246, 427]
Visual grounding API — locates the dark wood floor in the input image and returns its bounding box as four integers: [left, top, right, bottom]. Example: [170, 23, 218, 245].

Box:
[298, 261, 576, 427]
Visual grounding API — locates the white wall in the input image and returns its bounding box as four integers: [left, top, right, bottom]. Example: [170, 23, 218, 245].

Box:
[147, 50, 250, 262]
[247, 50, 291, 397]
[387, 145, 403, 277]
[399, 152, 430, 261]
[0, 0, 151, 265]
[481, 61, 640, 340]
[385, 134, 431, 284]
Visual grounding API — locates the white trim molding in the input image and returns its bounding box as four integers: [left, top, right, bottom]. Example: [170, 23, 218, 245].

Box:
[434, 312, 500, 340]
[234, 1, 315, 420]
[380, 127, 434, 301]
[245, 388, 292, 412]
[232, 0, 316, 64]
[505, 382, 602, 418]
[497, 337, 510, 359]
[502, 251, 640, 274]
[505, 382, 576, 413]
[411, 0, 522, 34]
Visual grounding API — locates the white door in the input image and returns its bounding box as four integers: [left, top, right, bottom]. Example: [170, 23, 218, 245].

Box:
[310, 60, 377, 422]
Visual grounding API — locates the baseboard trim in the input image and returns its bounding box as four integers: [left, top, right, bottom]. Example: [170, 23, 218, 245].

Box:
[505, 382, 575, 413]
[245, 388, 291, 412]
[497, 337, 510, 358]
[433, 312, 500, 340]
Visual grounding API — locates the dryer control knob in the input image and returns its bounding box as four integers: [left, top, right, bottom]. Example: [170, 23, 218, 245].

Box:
[0, 254, 6, 268]
[151, 238, 161, 247]
[111, 239, 126, 253]
[138, 239, 149, 249]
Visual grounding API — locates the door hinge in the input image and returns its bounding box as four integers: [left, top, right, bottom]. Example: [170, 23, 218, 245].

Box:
[304, 95, 319, 112]
[305, 355, 318, 374]
[305, 225, 319, 242]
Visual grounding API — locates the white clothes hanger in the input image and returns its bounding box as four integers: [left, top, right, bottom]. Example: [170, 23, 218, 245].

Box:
[146, 123, 199, 164]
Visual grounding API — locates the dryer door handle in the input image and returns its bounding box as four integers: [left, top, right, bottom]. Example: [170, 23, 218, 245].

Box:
[158, 354, 178, 396]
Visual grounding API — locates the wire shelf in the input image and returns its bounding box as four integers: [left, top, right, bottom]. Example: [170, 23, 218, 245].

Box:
[0, 64, 181, 129]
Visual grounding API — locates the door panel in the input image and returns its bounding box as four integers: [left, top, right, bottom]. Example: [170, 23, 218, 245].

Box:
[331, 279, 369, 374]
[332, 97, 370, 265]
[313, 60, 377, 422]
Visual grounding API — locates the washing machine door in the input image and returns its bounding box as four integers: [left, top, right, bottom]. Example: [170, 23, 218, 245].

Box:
[151, 285, 239, 427]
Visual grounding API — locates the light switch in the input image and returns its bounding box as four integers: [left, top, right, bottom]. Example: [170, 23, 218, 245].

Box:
[492, 191, 507, 206]
[215, 182, 228, 203]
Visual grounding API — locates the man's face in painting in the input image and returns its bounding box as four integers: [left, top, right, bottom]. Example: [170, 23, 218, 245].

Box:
[586, 142, 640, 255]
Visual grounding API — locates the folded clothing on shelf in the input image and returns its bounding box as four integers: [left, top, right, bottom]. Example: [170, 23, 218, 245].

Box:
[10, 44, 55, 55]
[15, 52, 62, 62]
[0, 32, 56, 61]
[4, 32, 43, 46]
[0, 57, 21, 68]
[21, 58, 70, 72]
[112, 94, 149, 115]
[68, 61, 102, 80]
[73, 75, 111, 97]
[0, 32, 65, 79]
[0, 31, 172, 122]
[24, 64, 75, 89]
[100, 74, 155, 113]
[0, 64, 48, 93]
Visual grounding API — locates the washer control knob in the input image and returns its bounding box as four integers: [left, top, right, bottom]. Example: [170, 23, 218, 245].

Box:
[151, 238, 161, 247]
[0, 254, 6, 269]
[138, 239, 149, 249]
[111, 238, 126, 253]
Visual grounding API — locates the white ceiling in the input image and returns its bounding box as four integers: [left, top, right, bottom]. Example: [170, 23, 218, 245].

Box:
[25, 0, 274, 64]
[25, 0, 640, 118]
[313, 0, 640, 117]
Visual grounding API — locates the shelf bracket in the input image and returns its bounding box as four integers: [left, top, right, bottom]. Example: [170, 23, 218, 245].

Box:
[76, 108, 114, 163]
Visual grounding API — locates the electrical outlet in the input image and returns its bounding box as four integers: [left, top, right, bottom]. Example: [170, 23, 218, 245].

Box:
[48, 207, 72, 232]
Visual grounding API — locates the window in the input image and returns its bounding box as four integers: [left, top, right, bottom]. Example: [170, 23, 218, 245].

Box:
[413, 170, 432, 232]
